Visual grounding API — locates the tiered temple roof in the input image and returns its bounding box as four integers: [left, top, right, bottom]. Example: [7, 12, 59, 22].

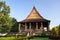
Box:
[19, 7, 50, 23]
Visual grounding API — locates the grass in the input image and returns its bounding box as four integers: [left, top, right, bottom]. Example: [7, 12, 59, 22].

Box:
[0, 37, 15, 40]
[0, 35, 49, 40]
[0, 37, 18, 40]
[0, 37, 49, 40]
[30, 37, 48, 40]
[0, 36, 23, 40]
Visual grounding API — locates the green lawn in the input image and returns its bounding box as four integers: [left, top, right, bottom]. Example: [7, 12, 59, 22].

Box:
[0, 37, 22, 40]
[30, 37, 48, 40]
[0, 34, 26, 40]
[0, 37, 15, 40]
[0, 36, 49, 40]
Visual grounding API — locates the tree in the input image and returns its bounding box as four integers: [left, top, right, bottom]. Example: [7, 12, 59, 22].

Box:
[0, 1, 13, 33]
[10, 18, 18, 32]
[58, 24, 60, 35]
[52, 26, 59, 36]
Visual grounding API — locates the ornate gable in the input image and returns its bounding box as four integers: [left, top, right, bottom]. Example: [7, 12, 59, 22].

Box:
[26, 7, 43, 19]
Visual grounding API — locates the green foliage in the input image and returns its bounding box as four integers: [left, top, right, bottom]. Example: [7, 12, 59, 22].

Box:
[58, 24, 60, 35]
[52, 26, 59, 36]
[0, 1, 17, 33]
[40, 32, 46, 36]
[10, 18, 18, 32]
[51, 25, 60, 36]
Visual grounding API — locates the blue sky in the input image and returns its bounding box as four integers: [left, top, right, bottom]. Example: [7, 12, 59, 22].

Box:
[1, 0, 60, 29]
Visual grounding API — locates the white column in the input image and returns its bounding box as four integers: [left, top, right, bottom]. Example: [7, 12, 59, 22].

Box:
[36, 22, 38, 30]
[40, 22, 44, 31]
[29, 23, 31, 36]
[19, 23, 21, 33]
[47, 22, 50, 31]
[29, 23, 31, 30]
[25, 23, 27, 31]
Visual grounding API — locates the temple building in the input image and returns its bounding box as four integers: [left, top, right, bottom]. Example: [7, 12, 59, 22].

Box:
[18, 7, 50, 36]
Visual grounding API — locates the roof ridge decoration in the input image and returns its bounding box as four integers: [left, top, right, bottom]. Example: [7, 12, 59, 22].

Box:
[26, 6, 43, 19]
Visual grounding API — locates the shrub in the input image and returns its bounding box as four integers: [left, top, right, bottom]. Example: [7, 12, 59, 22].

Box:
[40, 32, 46, 37]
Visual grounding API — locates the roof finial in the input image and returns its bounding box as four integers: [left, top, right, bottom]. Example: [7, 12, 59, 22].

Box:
[33, 6, 35, 9]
